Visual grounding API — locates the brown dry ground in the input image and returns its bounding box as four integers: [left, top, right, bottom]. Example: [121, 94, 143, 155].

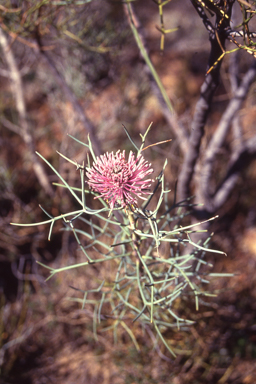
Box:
[1, 1, 256, 383]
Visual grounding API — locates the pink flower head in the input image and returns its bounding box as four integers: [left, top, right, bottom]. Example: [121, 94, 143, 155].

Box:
[86, 150, 153, 209]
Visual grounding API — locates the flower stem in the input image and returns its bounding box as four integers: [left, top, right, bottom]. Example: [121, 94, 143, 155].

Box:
[126, 206, 143, 273]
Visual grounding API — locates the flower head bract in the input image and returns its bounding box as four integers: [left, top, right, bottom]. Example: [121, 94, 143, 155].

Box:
[86, 150, 153, 209]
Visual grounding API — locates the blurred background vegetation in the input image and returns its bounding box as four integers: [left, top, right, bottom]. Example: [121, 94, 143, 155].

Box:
[1, 0, 256, 383]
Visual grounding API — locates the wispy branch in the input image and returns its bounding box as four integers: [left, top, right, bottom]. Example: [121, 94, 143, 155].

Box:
[124, 2, 189, 154]
[35, 32, 101, 156]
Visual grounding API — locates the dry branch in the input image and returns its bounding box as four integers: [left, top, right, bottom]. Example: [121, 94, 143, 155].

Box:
[200, 61, 256, 212]
[0, 27, 54, 196]
[178, 0, 235, 214]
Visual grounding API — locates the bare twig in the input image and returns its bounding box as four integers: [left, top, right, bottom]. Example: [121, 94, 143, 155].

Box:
[229, 52, 243, 146]
[228, 30, 256, 38]
[0, 115, 21, 135]
[0, 27, 54, 196]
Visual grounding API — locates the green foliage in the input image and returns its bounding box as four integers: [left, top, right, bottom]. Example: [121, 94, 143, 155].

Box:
[11, 127, 232, 356]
